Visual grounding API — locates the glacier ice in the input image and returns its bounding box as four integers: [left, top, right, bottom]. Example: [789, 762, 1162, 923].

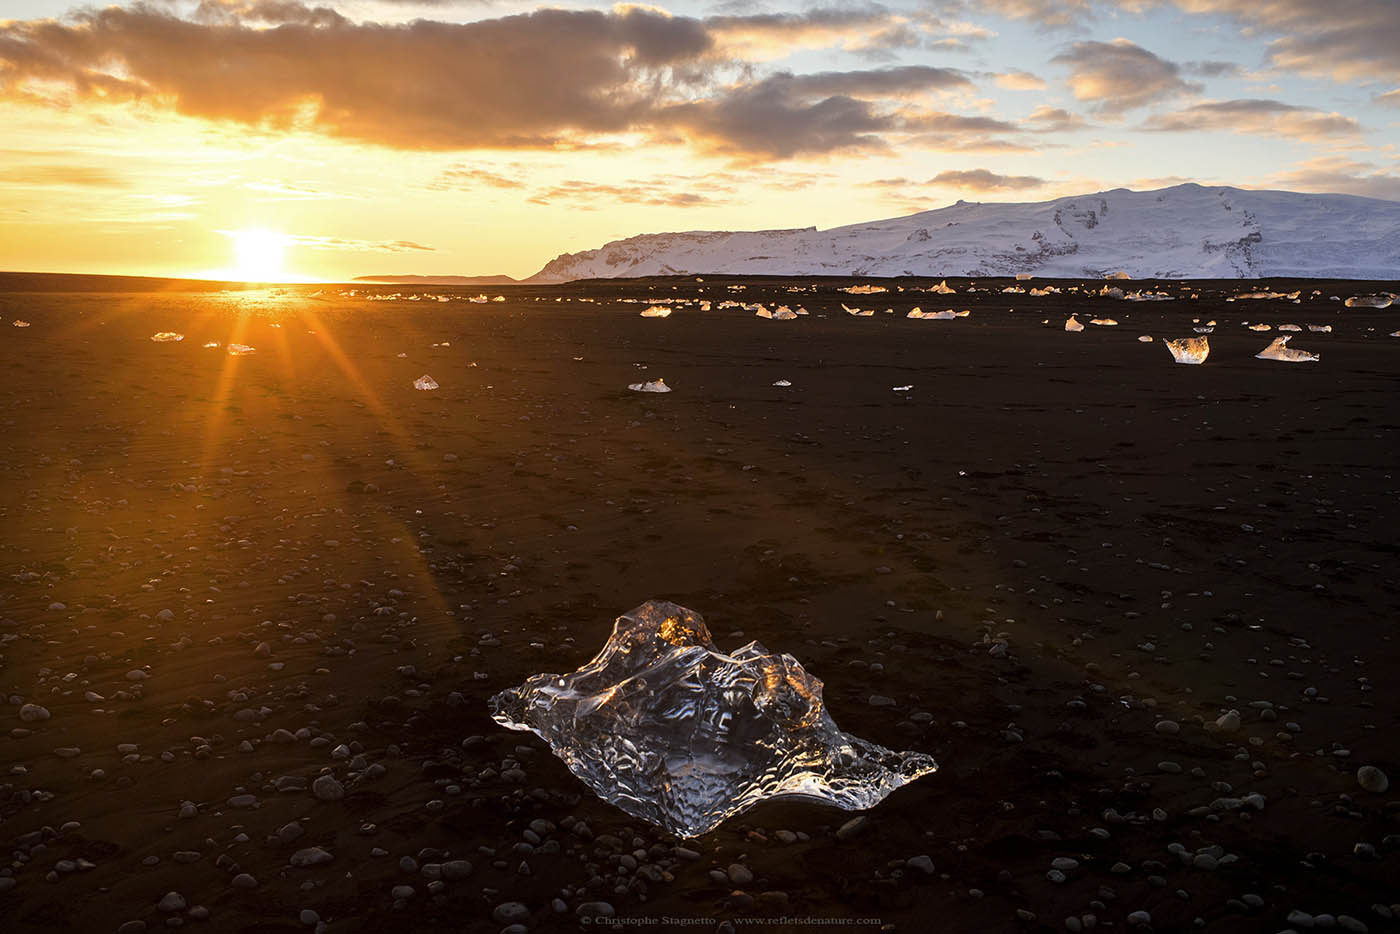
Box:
[413, 374, 439, 391]
[1065, 316, 1084, 332]
[640, 306, 672, 318]
[227, 343, 256, 355]
[628, 379, 671, 393]
[1165, 336, 1209, 364]
[1255, 335, 1319, 363]
[151, 332, 184, 342]
[489, 600, 936, 838]
[1344, 294, 1393, 309]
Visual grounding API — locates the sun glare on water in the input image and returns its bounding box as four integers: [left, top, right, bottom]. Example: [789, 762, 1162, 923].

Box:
[230, 228, 291, 282]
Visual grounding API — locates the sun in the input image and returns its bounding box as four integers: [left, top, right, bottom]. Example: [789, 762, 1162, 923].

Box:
[230, 228, 291, 281]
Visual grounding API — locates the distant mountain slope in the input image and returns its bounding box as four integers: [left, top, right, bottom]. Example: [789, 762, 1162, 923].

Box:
[528, 184, 1400, 282]
[353, 274, 517, 285]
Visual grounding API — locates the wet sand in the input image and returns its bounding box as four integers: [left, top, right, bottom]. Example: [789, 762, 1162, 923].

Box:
[0, 274, 1397, 933]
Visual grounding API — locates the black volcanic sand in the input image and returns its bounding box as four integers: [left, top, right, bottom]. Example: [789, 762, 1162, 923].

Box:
[0, 275, 1397, 934]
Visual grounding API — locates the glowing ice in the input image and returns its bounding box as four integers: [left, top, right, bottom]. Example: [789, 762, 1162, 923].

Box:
[151, 332, 184, 342]
[1165, 336, 1209, 364]
[1255, 335, 1318, 363]
[489, 601, 936, 838]
[227, 344, 256, 355]
[628, 379, 671, 393]
[1344, 294, 1393, 309]
[414, 374, 439, 390]
[640, 306, 672, 318]
[1065, 316, 1084, 332]
[12, 320, 30, 328]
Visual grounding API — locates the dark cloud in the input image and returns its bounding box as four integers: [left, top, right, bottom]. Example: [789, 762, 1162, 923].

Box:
[1145, 99, 1361, 139]
[0, 4, 1001, 161]
[661, 69, 976, 160]
[1184, 59, 1243, 78]
[927, 168, 1046, 190]
[1172, 0, 1400, 84]
[1052, 39, 1200, 113]
[0, 5, 713, 149]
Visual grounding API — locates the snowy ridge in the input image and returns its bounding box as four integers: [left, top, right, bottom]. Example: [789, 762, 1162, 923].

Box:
[528, 184, 1400, 282]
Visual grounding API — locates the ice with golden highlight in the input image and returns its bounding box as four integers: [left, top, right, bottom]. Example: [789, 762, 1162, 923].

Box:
[489, 600, 936, 838]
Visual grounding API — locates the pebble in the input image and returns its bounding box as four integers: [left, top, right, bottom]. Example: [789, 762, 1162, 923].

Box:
[1356, 766, 1389, 794]
[1127, 910, 1151, 925]
[158, 892, 186, 912]
[1338, 917, 1368, 933]
[727, 864, 753, 885]
[576, 901, 616, 919]
[907, 855, 935, 875]
[1155, 720, 1180, 735]
[299, 910, 319, 925]
[392, 885, 414, 899]
[835, 816, 869, 840]
[312, 775, 344, 801]
[442, 859, 472, 880]
[493, 902, 530, 924]
[19, 704, 50, 722]
[231, 873, 258, 889]
[290, 847, 333, 867]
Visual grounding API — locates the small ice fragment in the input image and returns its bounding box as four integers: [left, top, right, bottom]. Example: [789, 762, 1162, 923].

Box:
[1278, 324, 1301, 332]
[753, 305, 772, 318]
[841, 284, 888, 294]
[1105, 270, 1132, 279]
[772, 379, 792, 387]
[1099, 286, 1125, 299]
[1138, 335, 1153, 342]
[640, 306, 671, 317]
[924, 309, 966, 320]
[628, 379, 671, 393]
[1344, 294, 1393, 309]
[1255, 335, 1318, 363]
[1065, 316, 1084, 332]
[892, 384, 913, 392]
[203, 341, 220, 349]
[227, 344, 256, 355]
[1193, 326, 1214, 333]
[413, 374, 439, 391]
[929, 280, 956, 295]
[771, 305, 798, 320]
[13, 320, 30, 327]
[1015, 272, 1033, 280]
[907, 307, 923, 318]
[489, 600, 936, 838]
[1247, 324, 1271, 331]
[1165, 336, 1209, 364]
[396, 352, 407, 358]
[1089, 318, 1118, 326]
[1306, 325, 1331, 333]
[151, 332, 184, 342]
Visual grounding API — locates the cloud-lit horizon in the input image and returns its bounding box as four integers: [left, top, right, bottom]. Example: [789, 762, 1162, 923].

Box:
[1, 0, 1396, 280]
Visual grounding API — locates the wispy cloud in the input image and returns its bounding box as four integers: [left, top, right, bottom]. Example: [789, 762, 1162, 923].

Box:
[1144, 99, 1362, 140]
[928, 168, 1046, 190]
[1261, 155, 1400, 201]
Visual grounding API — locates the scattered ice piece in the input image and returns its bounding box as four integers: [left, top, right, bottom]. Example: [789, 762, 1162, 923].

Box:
[842, 303, 873, 316]
[1306, 324, 1331, 333]
[489, 600, 936, 838]
[1247, 323, 1271, 331]
[1138, 335, 1153, 342]
[150, 332, 184, 342]
[906, 307, 924, 318]
[227, 344, 256, 355]
[1165, 336, 1209, 364]
[841, 284, 887, 294]
[1089, 318, 1118, 326]
[1256, 335, 1319, 363]
[1105, 270, 1132, 279]
[628, 379, 671, 393]
[1344, 294, 1393, 309]
[203, 341, 220, 349]
[771, 305, 798, 320]
[1193, 326, 1214, 334]
[1278, 324, 1302, 332]
[753, 305, 772, 319]
[413, 374, 439, 391]
[1391, 330, 1400, 337]
[772, 379, 792, 387]
[1015, 272, 1033, 280]
[13, 320, 30, 327]
[1099, 286, 1125, 299]
[923, 309, 967, 320]
[640, 306, 672, 318]
[892, 384, 913, 392]
[1064, 316, 1084, 332]
[928, 280, 956, 295]
[1236, 290, 1299, 300]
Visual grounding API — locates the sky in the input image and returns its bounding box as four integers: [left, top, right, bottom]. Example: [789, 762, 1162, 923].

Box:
[0, 0, 1397, 281]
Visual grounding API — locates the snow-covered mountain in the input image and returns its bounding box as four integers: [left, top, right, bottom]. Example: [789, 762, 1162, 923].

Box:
[528, 184, 1400, 282]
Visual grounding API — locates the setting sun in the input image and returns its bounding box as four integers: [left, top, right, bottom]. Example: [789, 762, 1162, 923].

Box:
[230, 228, 291, 282]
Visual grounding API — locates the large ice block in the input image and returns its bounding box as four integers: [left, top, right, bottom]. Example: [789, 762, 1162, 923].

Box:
[489, 600, 936, 838]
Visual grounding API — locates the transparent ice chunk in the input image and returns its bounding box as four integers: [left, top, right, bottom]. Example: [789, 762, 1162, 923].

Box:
[227, 343, 256, 355]
[628, 379, 670, 393]
[640, 306, 672, 317]
[1344, 294, 1393, 309]
[1064, 315, 1084, 332]
[1255, 335, 1318, 362]
[1165, 336, 1209, 364]
[151, 332, 184, 342]
[413, 374, 439, 390]
[489, 600, 936, 838]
